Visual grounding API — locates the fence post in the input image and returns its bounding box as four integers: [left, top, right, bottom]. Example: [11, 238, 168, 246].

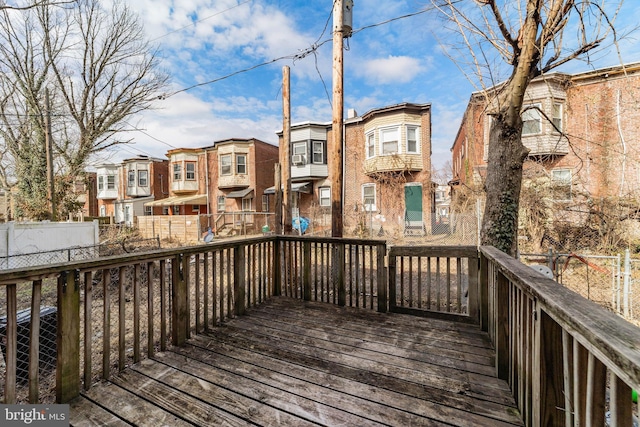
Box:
[377, 244, 387, 313]
[479, 250, 489, 332]
[303, 241, 311, 301]
[468, 250, 480, 324]
[273, 238, 281, 296]
[234, 245, 246, 315]
[333, 243, 346, 306]
[171, 254, 188, 346]
[624, 249, 631, 317]
[56, 270, 80, 403]
[388, 251, 397, 311]
[495, 271, 509, 381]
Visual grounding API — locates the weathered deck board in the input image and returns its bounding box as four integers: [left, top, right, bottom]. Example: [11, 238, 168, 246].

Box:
[70, 297, 523, 426]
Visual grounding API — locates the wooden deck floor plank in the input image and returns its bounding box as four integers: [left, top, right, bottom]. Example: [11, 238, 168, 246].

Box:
[150, 350, 441, 427]
[172, 339, 523, 426]
[191, 325, 516, 407]
[69, 396, 130, 427]
[241, 309, 496, 376]
[115, 363, 319, 427]
[216, 319, 510, 395]
[256, 299, 495, 357]
[81, 380, 194, 427]
[247, 305, 495, 366]
[262, 298, 490, 341]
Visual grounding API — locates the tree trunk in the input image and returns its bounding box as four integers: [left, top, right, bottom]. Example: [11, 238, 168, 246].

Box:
[481, 114, 529, 255]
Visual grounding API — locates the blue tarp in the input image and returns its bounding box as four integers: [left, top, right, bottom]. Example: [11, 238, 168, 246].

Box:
[293, 217, 310, 234]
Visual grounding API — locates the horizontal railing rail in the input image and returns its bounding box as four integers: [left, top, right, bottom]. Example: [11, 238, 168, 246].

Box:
[481, 245, 640, 426]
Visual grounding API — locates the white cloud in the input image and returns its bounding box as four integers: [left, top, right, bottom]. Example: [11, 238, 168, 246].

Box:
[359, 55, 424, 84]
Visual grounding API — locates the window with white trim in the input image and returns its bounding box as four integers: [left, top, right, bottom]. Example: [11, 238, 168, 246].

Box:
[293, 142, 306, 164]
[366, 132, 375, 158]
[107, 176, 115, 190]
[551, 169, 572, 200]
[217, 196, 225, 212]
[362, 184, 376, 211]
[128, 170, 135, 187]
[220, 155, 231, 176]
[192, 205, 200, 213]
[236, 155, 247, 174]
[319, 187, 331, 207]
[380, 127, 399, 155]
[242, 197, 252, 211]
[406, 126, 419, 153]
[172, 205, 180, 215]
[138, 170, 148, 187]
[185, 162, 196, 180]
[312, 141, 324, 164]
[522, 104, 542, 135]
[144, 206, 152, 216]
[98, 176, 104, 191]
[552, 103, 563, 132]
[173, 163, 182, 181]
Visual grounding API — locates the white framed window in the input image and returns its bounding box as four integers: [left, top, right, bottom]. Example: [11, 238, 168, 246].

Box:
[173, 163, 182, 181]
[242, 197, 252, 211]
[380, 127, 399, 155]
[138, 170, 148, 187]
[185, 162, 196, 180]
[172, 205, 180, 215]
[99, 205, 106, 216]
[107, 176, 115, 190]
[217, 196, 225, 211]
[220, 155, 231, 176]
[128, 170, 135, 187]
[236, 155, 247, 174]
[98, 176, 104, 191]
[319, 187, 331, 207]
[366, 132, 375, 158]
[144, 206, 152, 216]
[312, 141, 324, 164]
[552, 103, 563, 132]
[192, 204, 200, 213]
[162, 207, 169, 215]
[522, 103, 542, 135]
[406, 126, 419, 153]
[362, 184, 376, 211]
[551, 169, 572, 200]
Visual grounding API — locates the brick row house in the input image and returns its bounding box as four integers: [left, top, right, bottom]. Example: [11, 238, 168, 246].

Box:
[96, 156, 169, 226]
[139, 138, 279, 240]
[450, 62, 640, 242]
[277, 103, 434, 238]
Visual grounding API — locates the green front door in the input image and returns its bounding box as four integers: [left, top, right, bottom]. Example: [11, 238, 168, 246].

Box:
[404, 184, 423, 227]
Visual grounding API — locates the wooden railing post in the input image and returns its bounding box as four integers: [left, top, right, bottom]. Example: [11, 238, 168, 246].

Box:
[234, 245, 246, 315]
[56, 270, 80, 403]
[495, 271, 510, 381]
[376, 244, 387, 313]
[534, 310, 566, 425]
[333, 243, 346, 306]
[388, 252, 397, 311]
[303, 241, 311, 301]
[468, 251, 479, 324]
[273, 238, 282, 296]
[171, 254, 188, 346]
[479, 250, 489, 332]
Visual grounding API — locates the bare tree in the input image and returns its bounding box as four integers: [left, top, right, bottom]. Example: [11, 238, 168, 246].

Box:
[0, 0, 168, 219]
[432, 0, 623, 255]
[0, 0, 76, 11]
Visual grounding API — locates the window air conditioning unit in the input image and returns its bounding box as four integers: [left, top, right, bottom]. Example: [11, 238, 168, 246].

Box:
[292, 154, 304, 165]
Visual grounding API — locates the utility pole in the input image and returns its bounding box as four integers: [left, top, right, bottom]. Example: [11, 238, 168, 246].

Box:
[282, 66, 292, 234]
[45, 88, 56, 221]
[331, 0, 345, 237]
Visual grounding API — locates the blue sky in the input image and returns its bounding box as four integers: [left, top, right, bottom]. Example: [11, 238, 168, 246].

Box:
[98, 0, 640, 174]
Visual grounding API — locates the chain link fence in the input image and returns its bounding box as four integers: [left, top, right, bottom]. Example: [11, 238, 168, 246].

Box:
[0, 237, 161, 270]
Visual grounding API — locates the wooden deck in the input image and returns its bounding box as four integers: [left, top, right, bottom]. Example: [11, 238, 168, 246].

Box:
[69, 297, 523, 426]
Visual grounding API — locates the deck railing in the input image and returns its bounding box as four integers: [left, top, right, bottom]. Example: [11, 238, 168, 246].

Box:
[1, 237, 639, 426]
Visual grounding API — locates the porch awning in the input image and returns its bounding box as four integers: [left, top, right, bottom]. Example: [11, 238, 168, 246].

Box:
[264, 182, 311, 195]
[226, 188, 254, 198]
[144, 194, 207, 207]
